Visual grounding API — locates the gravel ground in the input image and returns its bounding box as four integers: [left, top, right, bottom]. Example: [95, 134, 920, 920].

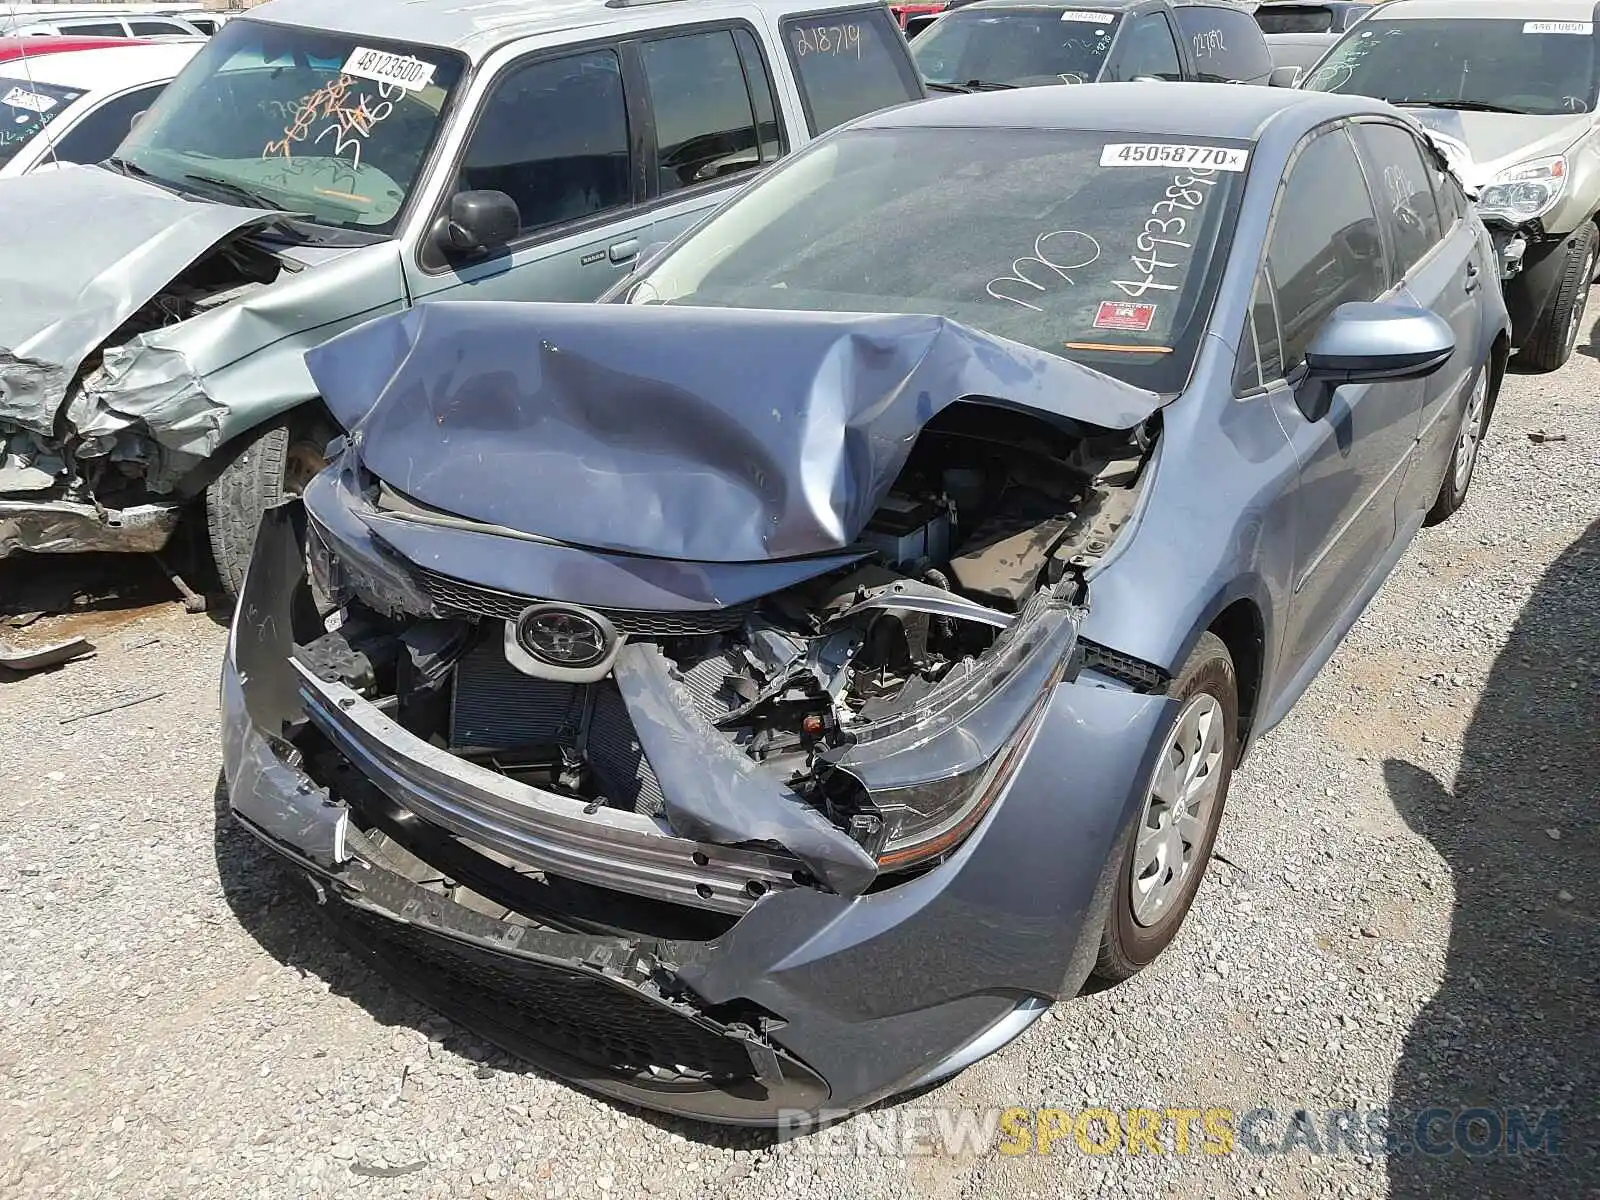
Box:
[1, 338, 1596, 1199]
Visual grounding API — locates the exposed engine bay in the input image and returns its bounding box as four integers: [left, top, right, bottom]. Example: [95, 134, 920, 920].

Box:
[296, 407, 1153, 880]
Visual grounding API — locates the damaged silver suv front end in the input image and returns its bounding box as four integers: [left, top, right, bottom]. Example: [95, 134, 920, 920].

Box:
[221, 301, 1178, 1122]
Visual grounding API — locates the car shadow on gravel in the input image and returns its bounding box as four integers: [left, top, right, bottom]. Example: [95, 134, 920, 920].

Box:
[1382, 518, 1598, 1198]
[210, 776, 776, 1151]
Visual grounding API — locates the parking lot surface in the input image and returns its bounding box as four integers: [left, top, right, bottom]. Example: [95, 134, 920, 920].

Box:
[1, 343, 1596, 1198]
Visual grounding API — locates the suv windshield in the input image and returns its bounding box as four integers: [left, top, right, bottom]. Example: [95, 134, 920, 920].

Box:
[1304, 18, 1600, 115]
[627, 126, 1249, 392]
[0, 78, 85, 168]
[912, 9, 1119, 86]
[116, 19, 465, 232]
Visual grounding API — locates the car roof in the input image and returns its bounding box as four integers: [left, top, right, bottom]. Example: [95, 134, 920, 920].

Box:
[245, 0, 876, 60]
[0, 39, 202, 88]
[1368, 0, 1599, 19]
[853, 79, 1395, 138]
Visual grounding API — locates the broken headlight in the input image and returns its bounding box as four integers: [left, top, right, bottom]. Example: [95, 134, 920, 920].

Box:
[826, 597, 1078, 872]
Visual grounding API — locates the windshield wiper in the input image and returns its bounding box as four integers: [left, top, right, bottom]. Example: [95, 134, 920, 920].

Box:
[182, 172, 287, 211]
[1385, 98, 1526, 114]
[926, 81, 973, 93]
[961, 78, 1016, 90]
[103, 154, 154, 179]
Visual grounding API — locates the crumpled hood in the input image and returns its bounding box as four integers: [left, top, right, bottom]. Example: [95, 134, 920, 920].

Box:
[304, 301, 1160, 564]
[1402, 109, 1589, 190]
[0, 165, 277, 436]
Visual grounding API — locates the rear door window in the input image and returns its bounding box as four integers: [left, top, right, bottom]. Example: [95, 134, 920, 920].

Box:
[638, 28, 770, 193]
[130, 20, 192, 36]
[58, 21, 126, 36]
[781, 6, 922, 134]
[1173, 5, 1274, 83]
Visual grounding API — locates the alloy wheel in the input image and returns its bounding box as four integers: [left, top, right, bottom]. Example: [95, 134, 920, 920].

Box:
[1453, 370, 1488, 495]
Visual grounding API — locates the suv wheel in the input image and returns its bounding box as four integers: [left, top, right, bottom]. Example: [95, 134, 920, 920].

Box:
[1522, 222, 1597, 373]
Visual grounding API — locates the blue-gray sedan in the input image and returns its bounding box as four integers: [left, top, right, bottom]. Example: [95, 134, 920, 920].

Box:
[221, 82, 1509, 1124]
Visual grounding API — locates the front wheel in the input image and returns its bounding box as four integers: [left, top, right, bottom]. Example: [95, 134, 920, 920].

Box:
[1094, 632, 1238, 984]
[205, 413, 331, 600]
[1521, 222, 1597, 373]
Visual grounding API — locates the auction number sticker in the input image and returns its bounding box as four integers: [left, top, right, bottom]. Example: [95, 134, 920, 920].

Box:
[342, 46, 436, 91]
[1524, 21, 1592, 34]
[1061, 9, 1115, 22]
[1100, 143, 1250, 171]
[2, 87, 56, 114]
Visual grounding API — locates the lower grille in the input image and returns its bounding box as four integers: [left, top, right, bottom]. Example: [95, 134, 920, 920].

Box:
[416, 566, 753, 635]
[450, 637, 666, 816]
[329, 902, 756, 1083]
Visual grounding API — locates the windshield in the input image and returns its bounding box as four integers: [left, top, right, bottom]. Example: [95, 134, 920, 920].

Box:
[626, 127, 1248, 392]
[912, 9, 1119, 86]
[115, 19, 465, 233]
[1304, 18, 1599, 115]
[0, 78, 85, 168]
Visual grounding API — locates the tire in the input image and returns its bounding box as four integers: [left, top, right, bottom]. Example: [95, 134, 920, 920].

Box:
[1094, 632, 1238, 984]
[1424, 363, 1491, 527]
[205, 412, 331, 600]
[1520, 222, 1597, 373]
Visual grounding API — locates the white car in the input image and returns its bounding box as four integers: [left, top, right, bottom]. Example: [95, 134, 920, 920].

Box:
[0, 8, 207, 38]
[0, 41, 200, 177]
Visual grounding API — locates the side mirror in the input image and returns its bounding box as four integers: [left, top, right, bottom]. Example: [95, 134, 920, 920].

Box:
[1269, 65, 1302, 88]
[129, 109, 148, 133]
[439, 190, 519, 257]
[1297, 302, 1455, 421]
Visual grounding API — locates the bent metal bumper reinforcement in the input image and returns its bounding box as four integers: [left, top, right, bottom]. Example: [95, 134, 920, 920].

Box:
[292, 660, 803, 915]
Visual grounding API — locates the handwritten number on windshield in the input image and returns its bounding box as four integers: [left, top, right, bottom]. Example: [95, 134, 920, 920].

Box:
[262, 75, 400, 175]
[792, 23, 864, 58]
[1113, 170, 1213, 299]
[987, 230, 1103, 311]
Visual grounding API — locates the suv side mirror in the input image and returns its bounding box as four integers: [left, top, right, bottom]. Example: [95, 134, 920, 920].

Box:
[440, 190, 519, 256]
[1269, 65, 1302, 88]
[1297, 302, 1455, 421]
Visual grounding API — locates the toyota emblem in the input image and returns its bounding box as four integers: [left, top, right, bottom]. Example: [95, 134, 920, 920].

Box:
[514, 604, 613, 669]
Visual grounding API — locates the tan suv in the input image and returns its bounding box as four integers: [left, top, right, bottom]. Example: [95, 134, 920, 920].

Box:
[1303, 0, 1600, 371]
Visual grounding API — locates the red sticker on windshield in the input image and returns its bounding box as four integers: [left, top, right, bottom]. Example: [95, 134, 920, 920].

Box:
[1094, 301, 1157, 331]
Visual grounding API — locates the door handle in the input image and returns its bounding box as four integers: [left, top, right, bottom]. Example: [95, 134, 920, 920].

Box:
[608, 239, 640, 264]
[1465, 260, 1480, 292]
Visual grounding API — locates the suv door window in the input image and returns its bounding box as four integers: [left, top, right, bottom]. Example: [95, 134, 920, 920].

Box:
[781, 6, 922, 134]
[1106, 13, 1182, 81]
[460, 49, 632, 238]
[130, 20, 191, 36]
[49, 84, 164, 164]
[58, 21, 125, 36]
[1236, 263, 1286, 393]
[639, 29, 766, 193]
[1351, 121, 1445, 281]
[1268, 125, 1388, 368]
[1173, 5, 1273, 83]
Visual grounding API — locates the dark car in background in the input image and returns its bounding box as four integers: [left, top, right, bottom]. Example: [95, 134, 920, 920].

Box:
[1255, 1, 1380, 74]
[912, 0, 1275, 89]
[223, 82, 1508, 1124]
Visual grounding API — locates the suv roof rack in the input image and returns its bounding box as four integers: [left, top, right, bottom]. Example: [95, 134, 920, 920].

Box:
[604, 0, 693, 8]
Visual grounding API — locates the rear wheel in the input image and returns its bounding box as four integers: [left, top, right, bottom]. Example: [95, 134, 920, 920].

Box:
[1424, 364, 1491, 527]
[206, 411, 331, 601]
[1094, 632, 1238, 984]
[1521, 222, 1597, 373]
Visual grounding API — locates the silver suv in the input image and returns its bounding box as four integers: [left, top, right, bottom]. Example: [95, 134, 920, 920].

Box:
[1302, 0, 1600, 371]
[0, 0, 925, 590]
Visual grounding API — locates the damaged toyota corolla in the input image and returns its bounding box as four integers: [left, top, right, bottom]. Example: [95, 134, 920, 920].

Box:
[222, 83, 1508, 1124]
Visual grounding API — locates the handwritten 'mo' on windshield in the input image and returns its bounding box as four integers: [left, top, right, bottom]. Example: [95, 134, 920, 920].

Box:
[261, 74, 400, 171]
